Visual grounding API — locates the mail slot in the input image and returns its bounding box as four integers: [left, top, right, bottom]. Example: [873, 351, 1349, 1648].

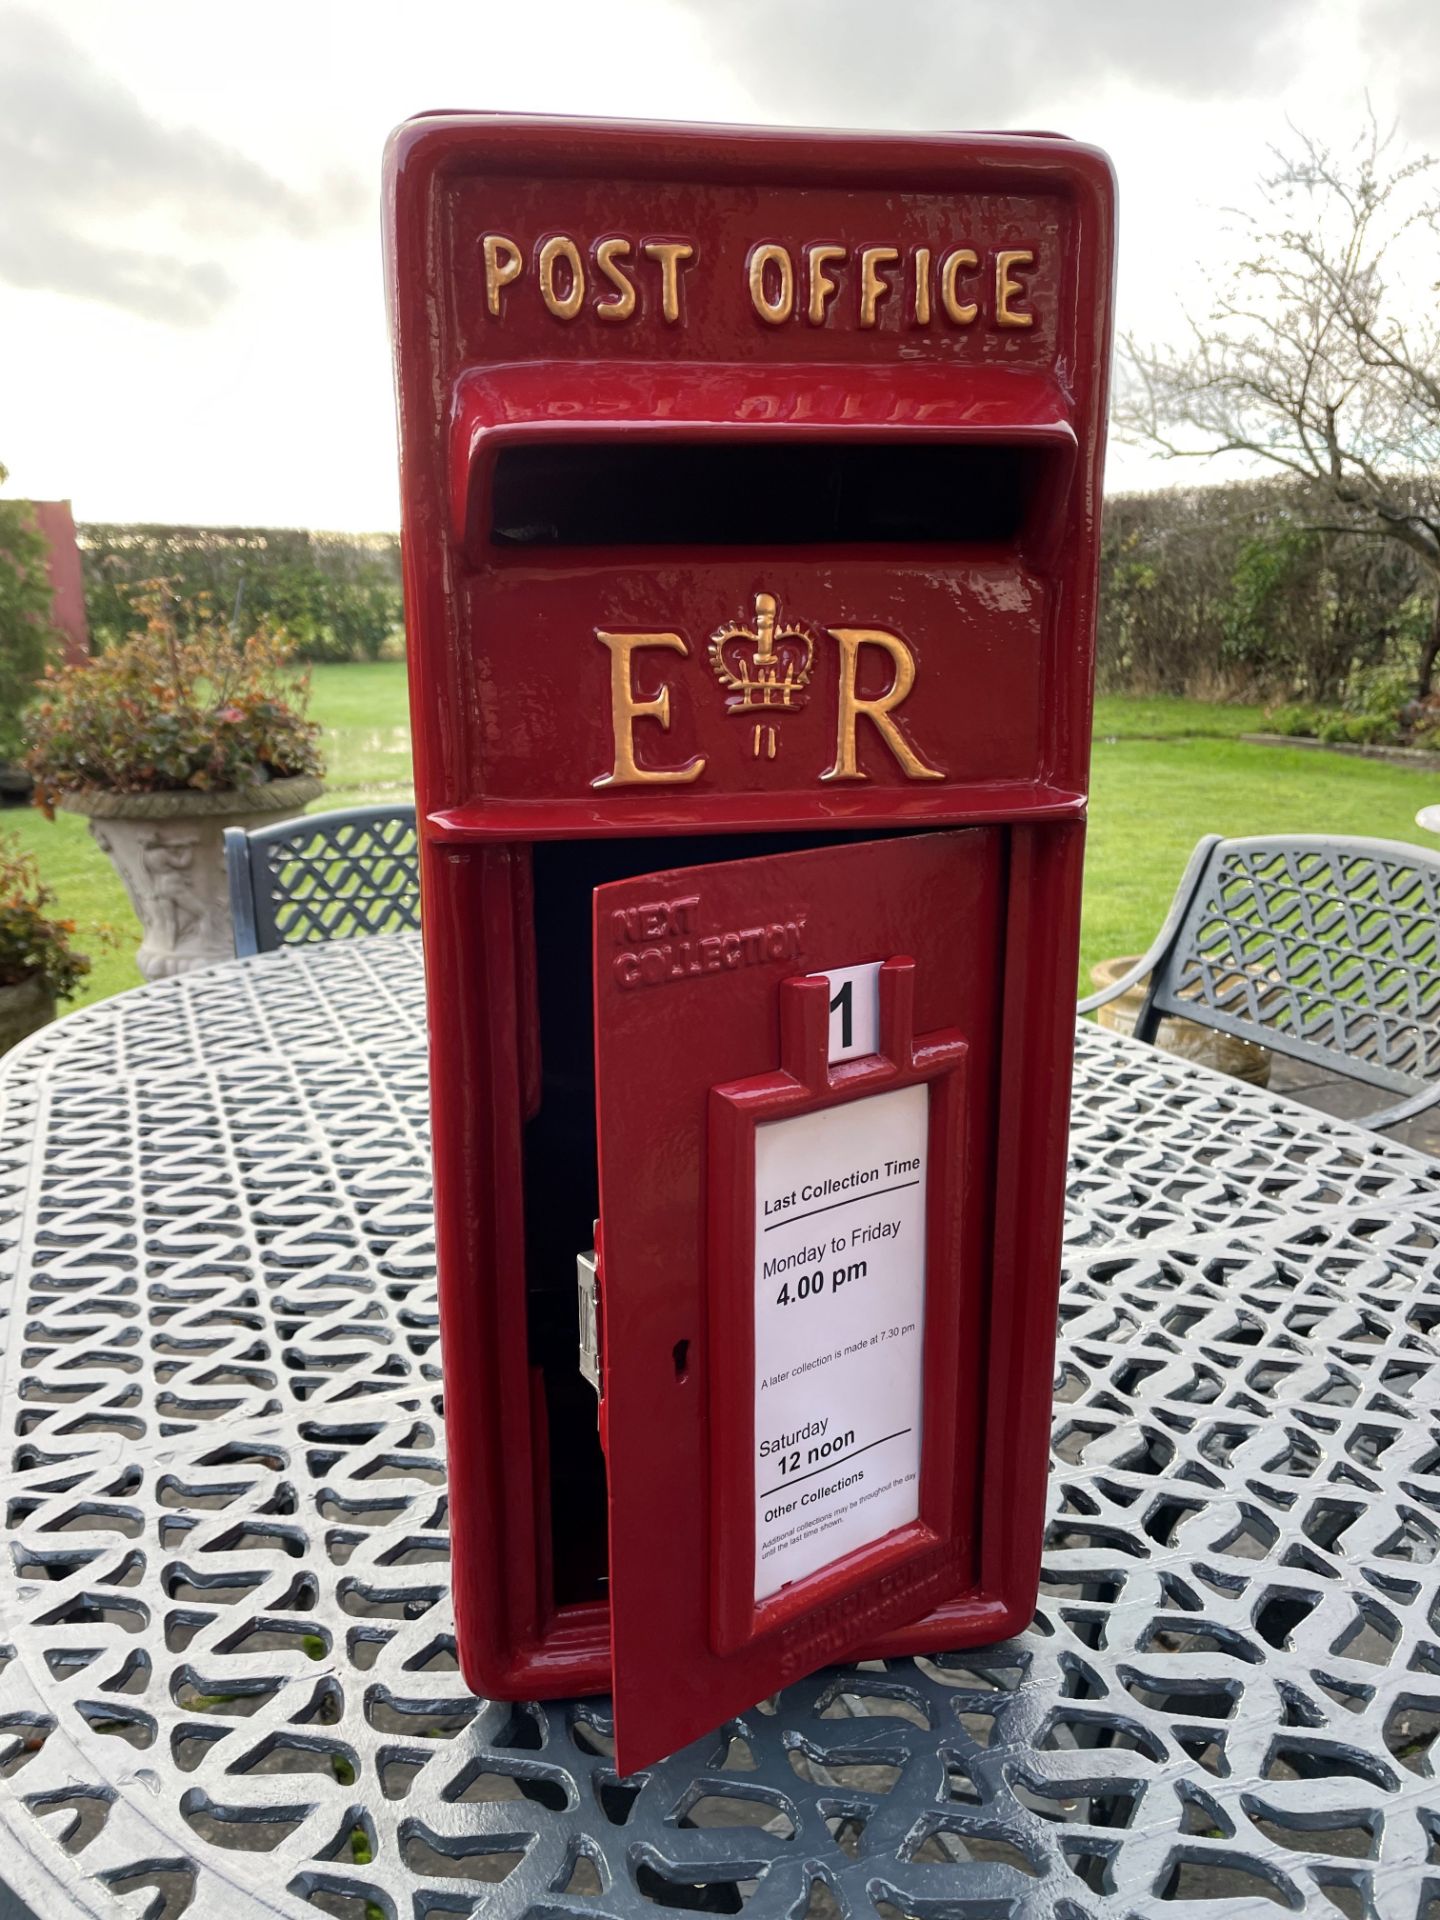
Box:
[384, 113, 1115, 1771]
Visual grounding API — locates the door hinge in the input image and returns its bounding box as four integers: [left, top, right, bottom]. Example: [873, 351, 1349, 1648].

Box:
[577, 1233, 601, 1402]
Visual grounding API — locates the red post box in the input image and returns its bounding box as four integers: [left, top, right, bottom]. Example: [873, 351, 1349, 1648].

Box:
[384, 113, 1115, 1773]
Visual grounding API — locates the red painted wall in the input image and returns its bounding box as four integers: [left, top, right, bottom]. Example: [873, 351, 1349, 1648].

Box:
[28, 501, 89, 665]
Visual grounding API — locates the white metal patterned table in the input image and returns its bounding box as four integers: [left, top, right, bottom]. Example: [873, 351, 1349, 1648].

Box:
[1, 932, 1439, 1919]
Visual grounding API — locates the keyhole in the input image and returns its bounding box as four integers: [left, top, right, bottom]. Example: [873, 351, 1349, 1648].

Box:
[673, 1339, 690, 1382]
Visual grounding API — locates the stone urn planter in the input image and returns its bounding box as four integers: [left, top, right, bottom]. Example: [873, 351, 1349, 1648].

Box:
[1089, 954, 1272, 1088]
[0, 973, 54, 1055]
[60, 775, 323, 981]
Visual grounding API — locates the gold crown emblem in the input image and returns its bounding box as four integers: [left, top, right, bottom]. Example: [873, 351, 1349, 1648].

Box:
[708, 591, 815, 737]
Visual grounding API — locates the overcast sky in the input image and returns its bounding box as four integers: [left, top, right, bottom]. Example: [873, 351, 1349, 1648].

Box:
[0, 0, 1435, 530]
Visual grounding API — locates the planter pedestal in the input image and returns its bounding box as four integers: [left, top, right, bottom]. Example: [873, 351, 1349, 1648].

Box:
[1090, 955, 1272, 1088]
[61, 776, 324, 981]
[0, 974, 55, 1055]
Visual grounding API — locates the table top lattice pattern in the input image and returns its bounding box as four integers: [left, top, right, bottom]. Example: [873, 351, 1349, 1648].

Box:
[2, 933, 1438, 1919]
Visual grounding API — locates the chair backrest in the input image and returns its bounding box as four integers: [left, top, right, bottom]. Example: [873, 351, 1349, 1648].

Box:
[225, 804, 420, 957]
[1142, 834, 1440, 1098]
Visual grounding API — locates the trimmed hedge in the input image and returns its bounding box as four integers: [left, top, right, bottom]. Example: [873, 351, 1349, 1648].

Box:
[78, 525, 403, 663]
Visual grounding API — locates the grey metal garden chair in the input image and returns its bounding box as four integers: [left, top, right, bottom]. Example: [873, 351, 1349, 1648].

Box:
[224, 803, 420, 957]
[1078, 833, 1440, 1131]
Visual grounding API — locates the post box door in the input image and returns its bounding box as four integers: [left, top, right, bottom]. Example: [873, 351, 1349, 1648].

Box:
[593, 829, 1005, 1771]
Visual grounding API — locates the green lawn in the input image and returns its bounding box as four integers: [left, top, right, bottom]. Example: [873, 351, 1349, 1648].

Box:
[1092, 694, 1267, 741]
[1082, 734, 1437, 983]
[5, 671, 1436, 1010]
[303, 660, 415, 793]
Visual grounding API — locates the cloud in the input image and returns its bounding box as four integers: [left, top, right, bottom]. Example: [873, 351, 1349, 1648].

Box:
[1364, 0, 1440, 143]
[0, 5, 364, 325]
[673, 0, 1311, 128]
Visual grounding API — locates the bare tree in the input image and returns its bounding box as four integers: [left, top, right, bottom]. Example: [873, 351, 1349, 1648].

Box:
[1119, 121, 1440, 692]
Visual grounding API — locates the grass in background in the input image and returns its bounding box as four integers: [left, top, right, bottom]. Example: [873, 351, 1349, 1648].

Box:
[1092, 695, 1267, 740]
[309, 661, 414, 793]
[1, 807, 140, 1005]
[5, 673, 1436, 1010]
[1080, 734, 1438, 981]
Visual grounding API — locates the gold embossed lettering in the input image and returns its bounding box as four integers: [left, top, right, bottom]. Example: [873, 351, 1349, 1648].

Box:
[821, 629, 943, 783]
[913, 246, 931, 325]
[858, 246, 899, 327]
[643, 241, 694, 324]
[996, 249, 1034, 327]
[593, 632, 706, 788]
[538, 235, 584, 320]
[939, 248, 978, 325]
[805, 245, 846, 325]
[482, 234, 523, 317]
[748, 243, 794, 324]
[593, 237, 637, 322]
[478, 231, 1038, 331]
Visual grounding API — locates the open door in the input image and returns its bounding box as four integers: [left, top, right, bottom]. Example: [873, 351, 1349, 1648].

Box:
[593, 830, 1006, 1772]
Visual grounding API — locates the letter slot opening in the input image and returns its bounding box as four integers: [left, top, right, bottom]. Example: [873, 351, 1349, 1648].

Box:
[489, 441, 1060, 548]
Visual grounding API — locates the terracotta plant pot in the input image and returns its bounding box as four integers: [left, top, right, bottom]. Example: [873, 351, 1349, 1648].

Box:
[60, 775, 324, 981]
[1090, 954, 1272, 1088]
[0, 972, 56, 1055]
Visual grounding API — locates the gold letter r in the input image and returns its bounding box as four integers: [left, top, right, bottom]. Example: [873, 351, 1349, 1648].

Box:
[821, 628, 943, 782]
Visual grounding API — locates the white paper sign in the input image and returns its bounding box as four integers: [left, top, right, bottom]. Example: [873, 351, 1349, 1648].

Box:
[752, 1083, 928, 1603]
